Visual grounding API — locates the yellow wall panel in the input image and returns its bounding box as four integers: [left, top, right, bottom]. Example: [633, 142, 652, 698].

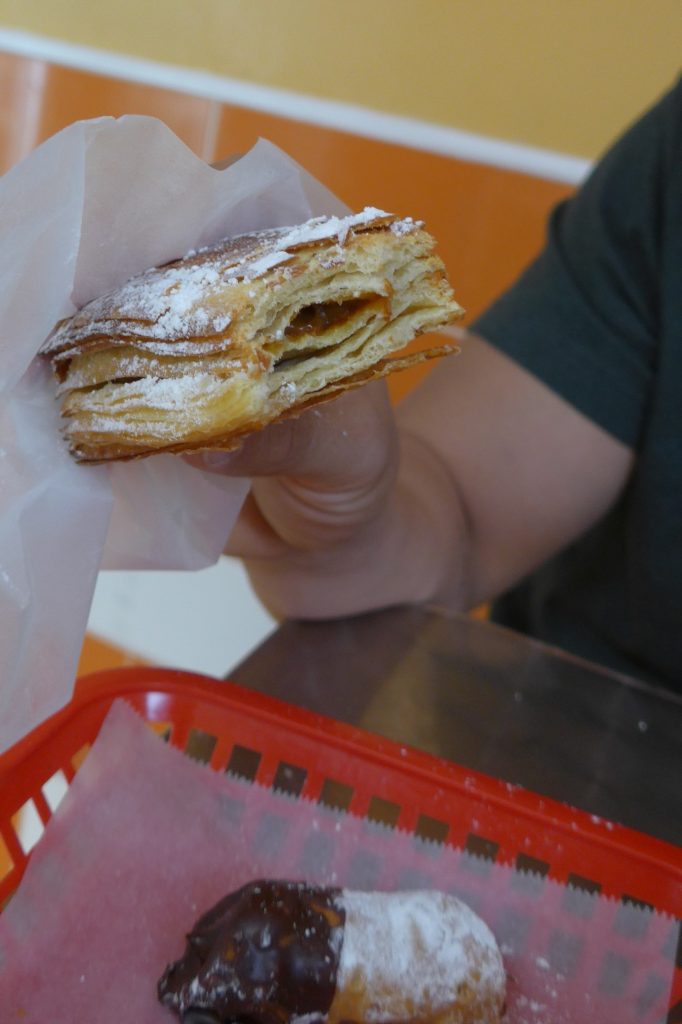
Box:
[0, 0, 679, 158]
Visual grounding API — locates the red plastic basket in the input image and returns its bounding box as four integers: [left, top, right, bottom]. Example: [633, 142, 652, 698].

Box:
[1, 666, 680, 1015]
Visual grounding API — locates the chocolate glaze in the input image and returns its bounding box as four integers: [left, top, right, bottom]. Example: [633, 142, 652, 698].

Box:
[158, 880, 345, 1024]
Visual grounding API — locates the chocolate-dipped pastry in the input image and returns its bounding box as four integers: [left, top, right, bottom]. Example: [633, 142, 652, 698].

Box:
[158, 879, 506, 1024]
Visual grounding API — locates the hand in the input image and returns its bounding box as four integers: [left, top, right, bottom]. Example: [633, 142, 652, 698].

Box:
[189, 381, 406, 618]
[191, 332, 634, 624]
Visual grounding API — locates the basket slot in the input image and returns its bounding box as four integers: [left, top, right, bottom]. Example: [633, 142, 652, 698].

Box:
[318, 778, 354, 812]
[566, 872, 602, 896]
[0, 821, 23, 866]
[225, 744, 262, 782]
[464, 832, 500, 863]
[41, 769, 70, 814]
[70, 743, 91, 773]
[620, 893, 655, 913]
[147, 721, 173, 742]
[10, 798, 44, 855]
[184, 729, 218, 765]
[272, 761, 307, 797]
[366, 795, 401, 830]
[0, 830, 14, 882]
[414, 813, 450, 846]
[515, 852, 551, 878]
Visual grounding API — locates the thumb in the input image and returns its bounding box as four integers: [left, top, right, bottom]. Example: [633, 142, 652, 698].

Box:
[184, 383, 397, 488]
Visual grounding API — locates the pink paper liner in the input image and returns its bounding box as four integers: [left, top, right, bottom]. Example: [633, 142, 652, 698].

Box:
[0, 701, 676, 1023]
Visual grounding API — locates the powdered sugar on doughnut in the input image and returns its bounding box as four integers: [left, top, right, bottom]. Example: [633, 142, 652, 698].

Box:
[336, 890, 505, 1021]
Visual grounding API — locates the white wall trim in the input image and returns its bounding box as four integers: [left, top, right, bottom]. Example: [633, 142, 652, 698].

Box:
[0, 27, 592, 185]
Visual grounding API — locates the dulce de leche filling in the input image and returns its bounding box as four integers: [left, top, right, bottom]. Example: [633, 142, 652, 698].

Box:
[284, 297, 379, 338]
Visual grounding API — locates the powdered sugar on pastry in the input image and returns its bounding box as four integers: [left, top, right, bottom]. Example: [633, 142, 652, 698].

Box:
[42, 209, 408, 355]
[333, 890, 505, 1024]
[270, 207, 393, 249]
[41, 208, 463, 461]
[221, 209, 404, 282]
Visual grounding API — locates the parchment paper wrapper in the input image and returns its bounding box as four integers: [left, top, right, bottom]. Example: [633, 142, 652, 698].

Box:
[0, 117, 347, 754]
[0, 702, 677, 1023]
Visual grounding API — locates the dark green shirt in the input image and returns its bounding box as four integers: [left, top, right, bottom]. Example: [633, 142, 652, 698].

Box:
[472, 79, 682, 689]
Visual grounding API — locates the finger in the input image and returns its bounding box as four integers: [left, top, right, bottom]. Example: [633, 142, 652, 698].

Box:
[224, 491, 304, 559]
[185, 382, 396, 486]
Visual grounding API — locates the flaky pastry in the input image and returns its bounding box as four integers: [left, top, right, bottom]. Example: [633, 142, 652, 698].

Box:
[40, 208, 463, 461]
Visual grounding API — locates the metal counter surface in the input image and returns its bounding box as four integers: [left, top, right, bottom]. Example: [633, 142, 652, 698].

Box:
[230, 607, 682, 848]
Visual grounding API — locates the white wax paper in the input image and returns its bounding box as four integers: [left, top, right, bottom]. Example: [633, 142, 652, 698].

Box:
[0, 116, 347, 754]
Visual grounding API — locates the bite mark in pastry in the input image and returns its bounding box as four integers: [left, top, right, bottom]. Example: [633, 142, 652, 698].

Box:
[40, 208, 463, 462]
[157, 879, 506, 1024]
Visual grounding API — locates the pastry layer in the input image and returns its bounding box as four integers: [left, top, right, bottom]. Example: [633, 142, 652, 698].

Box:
[41, 208, 463, 461]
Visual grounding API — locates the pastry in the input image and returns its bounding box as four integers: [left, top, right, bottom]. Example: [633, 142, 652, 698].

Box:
[40, 208, 462, 462]
[157, 879, 506, 1024]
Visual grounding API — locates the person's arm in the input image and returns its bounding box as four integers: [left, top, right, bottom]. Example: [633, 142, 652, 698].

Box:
[196, 328, 632, 620]
[202, 82, 678, 621]
[398, 329, 634, 608]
